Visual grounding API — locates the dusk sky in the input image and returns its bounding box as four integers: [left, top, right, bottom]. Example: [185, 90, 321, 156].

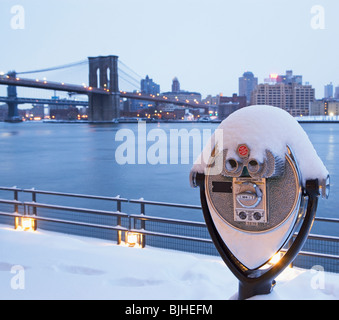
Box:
[1, 0, 338, 99]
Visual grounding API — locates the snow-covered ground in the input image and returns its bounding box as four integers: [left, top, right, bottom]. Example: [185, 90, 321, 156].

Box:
[1, 225, 338, 300]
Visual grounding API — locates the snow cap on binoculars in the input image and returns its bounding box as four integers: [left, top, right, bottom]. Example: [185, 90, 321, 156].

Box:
[190, 105, 329, 190]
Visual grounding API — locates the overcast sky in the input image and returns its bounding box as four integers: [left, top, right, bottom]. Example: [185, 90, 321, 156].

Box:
[1, 0, 338, 99]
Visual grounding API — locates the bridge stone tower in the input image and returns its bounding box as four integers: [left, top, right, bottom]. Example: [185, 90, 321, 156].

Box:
[88, 55, 120, 121]
[6, 71, 20, 122]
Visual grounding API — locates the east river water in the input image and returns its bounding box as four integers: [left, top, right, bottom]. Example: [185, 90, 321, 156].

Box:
[0, 121, 338, 236]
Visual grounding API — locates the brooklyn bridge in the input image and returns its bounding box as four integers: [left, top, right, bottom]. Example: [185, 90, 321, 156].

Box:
[0, 55, 209, 122]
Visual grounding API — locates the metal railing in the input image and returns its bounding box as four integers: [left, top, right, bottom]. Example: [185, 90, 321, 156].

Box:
[0, 186, 129, 244]
[0, 186, 338, 273]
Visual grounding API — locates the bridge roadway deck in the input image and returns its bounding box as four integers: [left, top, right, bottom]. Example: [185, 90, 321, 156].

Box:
[0, 76, 107, 95]
[0, 76, 209, 110]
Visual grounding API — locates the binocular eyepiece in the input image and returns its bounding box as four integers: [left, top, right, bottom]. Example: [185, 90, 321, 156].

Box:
[223, 148, 285, 180]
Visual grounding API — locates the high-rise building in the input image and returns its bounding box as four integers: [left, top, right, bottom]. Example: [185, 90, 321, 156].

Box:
[324, 82, 333, 99]
[141, 75, 160, 95]
[162, 77, 201, 103]
[172, 77, 180, 93]
[251, 82, 315, 116]
[239, 71, 258, 104]
[279, 70, 302, 85]
[264, 70, 302, 85]
[334, 86, 339, 99]
[129, 75, 160, 112]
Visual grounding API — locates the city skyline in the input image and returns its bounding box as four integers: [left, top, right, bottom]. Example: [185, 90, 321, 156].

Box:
[1, 0, 338, 100]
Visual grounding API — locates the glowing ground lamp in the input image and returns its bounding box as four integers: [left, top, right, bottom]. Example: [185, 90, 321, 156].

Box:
[125, 232, 141, 247]
[190, 105, 330, 299]
[15, 216, 37, 232]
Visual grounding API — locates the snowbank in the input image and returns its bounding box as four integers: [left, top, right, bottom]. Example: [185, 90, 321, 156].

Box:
[1, 225, 338, 300]
[191, 105, 328, 186]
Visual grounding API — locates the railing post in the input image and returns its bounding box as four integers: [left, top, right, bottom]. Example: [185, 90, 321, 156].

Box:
[140, 202, 146, 248]
[31, 188, 38, 231]
[13, 188, 18, 213]
[13, 187, 19, 229]
[116, 198, 122, 245]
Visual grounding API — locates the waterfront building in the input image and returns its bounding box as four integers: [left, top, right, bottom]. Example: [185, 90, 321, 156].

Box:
[309, 100, 326, 116]
[239, 71, 258, 104]
[310, 99, 339, 116]
[30, 104, 45, 119]
[49, 107, 79, 120]
[0, 104, 8, 121]
[251, 73, 315, 116]
[202, 94, 219, 107]
[218, 93, 247, 120]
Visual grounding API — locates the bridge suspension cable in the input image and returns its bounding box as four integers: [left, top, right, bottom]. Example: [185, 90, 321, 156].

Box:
[118, 60, 142, 80]
[118, 61, 143, 90]
[12, 57, 148, 92]
[118, 74, 140, 90]
[118, 68, 140, 86]
[17, 60, 88, 75]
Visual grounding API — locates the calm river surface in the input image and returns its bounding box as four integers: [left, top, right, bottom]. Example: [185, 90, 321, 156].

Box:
[0, 121, 338, 235]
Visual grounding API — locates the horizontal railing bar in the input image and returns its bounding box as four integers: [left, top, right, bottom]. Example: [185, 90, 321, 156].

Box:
[22, 188, 128, 202]
[280, 247, 339, 261]
[0, 211, 128, 232]
[129, 228, 213, 244]
[307, 233, 339, 243]
[129, 198, 202, 210]
[24, 202, 129, 217]
[130, 214, 207, 227]
[26, 215, 128, 232]
[0, 199, 23, 206]
[314, 216, 339, 224]
[0, 186, 22, 192]
[291, 232, 339, 243]
[297, 250, 339, 261]
[0, 212, 22, 218]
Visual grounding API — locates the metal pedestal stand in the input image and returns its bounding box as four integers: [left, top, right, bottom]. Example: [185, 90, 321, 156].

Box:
[198, 175, 319, 300]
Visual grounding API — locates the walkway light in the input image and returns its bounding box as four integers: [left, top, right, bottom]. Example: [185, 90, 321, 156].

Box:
[15, 216, 36, 232]
[126, 232, 141, 247]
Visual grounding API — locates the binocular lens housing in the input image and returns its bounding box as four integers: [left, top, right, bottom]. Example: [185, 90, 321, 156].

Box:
[225, 158, 239, 172]
[247, 159, 260, 174]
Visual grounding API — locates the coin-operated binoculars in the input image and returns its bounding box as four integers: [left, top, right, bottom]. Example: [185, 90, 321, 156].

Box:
[190, 105, 330, 300]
